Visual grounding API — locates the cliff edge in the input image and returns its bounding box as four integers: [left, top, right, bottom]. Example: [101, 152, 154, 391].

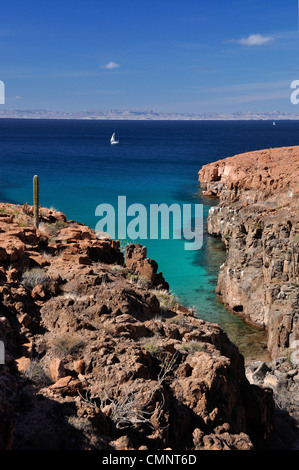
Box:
[198, 146, 299, 360]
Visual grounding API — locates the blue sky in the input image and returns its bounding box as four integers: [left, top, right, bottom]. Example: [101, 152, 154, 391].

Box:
[1, 0, 299, 114]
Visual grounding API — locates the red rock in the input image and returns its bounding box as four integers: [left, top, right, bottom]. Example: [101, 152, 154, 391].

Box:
[125, 243, 147, 268]
[202, 189, 218, 198]
[0, 236, 25, 264]
[73, 359, 85, 374]
[28, 253, 50, 268]
[49, 358, 66, 382]
[6, 268, 20, 282]
[125, 243, 168, 289]
[0, 202, 277, 450]
[202, 432, 253, 450]
[78, 255, 91, 265]
[0, 214, 14, 224]
[110, 435, 135, 450]
[15, 357, 31, 372]
[192, 428, 204, 447]
[49, 375, 83, 396]
[198, 146, 299, 206]
[31, 284, 46, 300]
[18, 313, 32, 328]
[22, 341, 33, 358]
[198, 145, 299, 358]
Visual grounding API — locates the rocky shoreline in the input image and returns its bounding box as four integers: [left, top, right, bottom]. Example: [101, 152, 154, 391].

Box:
[0, 201, 281, 450]
[198, 145, 299, 448]
[198, 146, 299, 358]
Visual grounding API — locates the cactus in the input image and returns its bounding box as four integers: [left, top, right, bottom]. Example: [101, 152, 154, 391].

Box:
[33, 175, 39, 229]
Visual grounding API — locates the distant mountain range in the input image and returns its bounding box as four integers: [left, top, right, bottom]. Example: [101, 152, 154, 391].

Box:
[1, 108, 299, 120]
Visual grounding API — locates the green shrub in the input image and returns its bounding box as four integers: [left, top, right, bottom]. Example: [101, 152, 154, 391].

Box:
[150, 289, 179, 311]
[182, 341, 204, 354]
[44, 220, 69, 237]
[21, 268, 50, 289]
[24, 361, 51, 387]
[127, 273, 151, 288]
[67, 416, 94, 432]
[144, 340, 163, 357]
[52, 334, 86, 358]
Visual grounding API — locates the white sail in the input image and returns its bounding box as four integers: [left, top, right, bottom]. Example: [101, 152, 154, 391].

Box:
[110, 132, 119, 144]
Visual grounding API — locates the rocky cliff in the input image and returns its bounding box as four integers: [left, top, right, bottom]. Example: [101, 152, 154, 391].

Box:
[0, 202, 276, 450]
[198, 146, 299, 360]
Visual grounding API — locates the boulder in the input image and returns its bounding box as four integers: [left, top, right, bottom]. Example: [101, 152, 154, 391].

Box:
[49, 376, 83, 396]
[49, 358, 66, 382]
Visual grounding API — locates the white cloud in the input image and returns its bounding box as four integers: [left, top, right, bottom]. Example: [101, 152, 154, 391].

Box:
[102, 61, 120, 69]
[235, 34, 274, 46]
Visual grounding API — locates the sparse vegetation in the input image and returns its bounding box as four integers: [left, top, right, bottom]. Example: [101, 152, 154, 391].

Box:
[182, 341, 204, 354]
[105, 386, 158, 430]
[67, 416, 94, 433]
[0, 206, 9, 214]
[0, 204, 20, 216]
[97, 352, 178, 430]
[126, 273, 138, 282]
[120, 239, 133, 255]
[18, 218, 30, 227]
[21, 267, 50, 289]
[24, 361, 52, 387]
[43, 220, 69, 237]
[152, 314, 164, 323]
[150, 288, 179, 311]
[144, 340, 163, 357]
[111, 264, 125, 272]
[52, 334, 86, 358]
[158, 351, 178, 382]
[127, 272, 151, 288]
[168, 315, 194, 331]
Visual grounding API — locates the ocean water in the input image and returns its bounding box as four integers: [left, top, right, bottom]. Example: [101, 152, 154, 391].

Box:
[1, 118, 299, 360]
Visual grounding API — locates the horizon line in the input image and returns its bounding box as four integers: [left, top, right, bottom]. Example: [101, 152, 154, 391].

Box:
[1, 108, 299, 121]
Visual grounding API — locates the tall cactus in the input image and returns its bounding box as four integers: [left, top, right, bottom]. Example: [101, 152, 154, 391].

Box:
[33, 175, 39, 229]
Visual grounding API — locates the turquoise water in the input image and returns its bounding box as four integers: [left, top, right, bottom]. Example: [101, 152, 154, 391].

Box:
[2, 119, 299, 359]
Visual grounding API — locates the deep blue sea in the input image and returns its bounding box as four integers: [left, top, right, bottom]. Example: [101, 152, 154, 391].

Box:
[1, 118, 299, 359]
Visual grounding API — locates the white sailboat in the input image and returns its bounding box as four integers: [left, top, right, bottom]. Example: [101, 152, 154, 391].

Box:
[110, 132, 119, 144]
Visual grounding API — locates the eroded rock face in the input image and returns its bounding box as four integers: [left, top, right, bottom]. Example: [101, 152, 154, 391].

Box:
[198, 146, 299, 359]
[125, 243, 169, 289]
[0, 203, 276, 450]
